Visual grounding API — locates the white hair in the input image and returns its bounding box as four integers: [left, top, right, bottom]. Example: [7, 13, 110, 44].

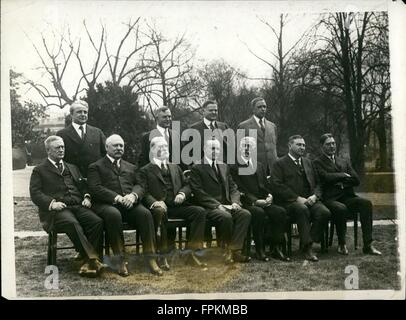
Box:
[105, 134, 124, 146]
[150, 136, 167, 149]
[44, 135, 63, 151]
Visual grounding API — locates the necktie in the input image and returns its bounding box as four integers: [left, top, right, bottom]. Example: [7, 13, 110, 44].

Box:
[56, 161, 63, 173]
[161, 162, 168, 175]
[295, 159, 301, 167]
[164, 129, 170, 144]
[79, 125, 85, 140]
[210, 121, 215, 131]
[113, 159, 120, 172]
[330, 156, 335, 164]
[259, 118, 265, 134]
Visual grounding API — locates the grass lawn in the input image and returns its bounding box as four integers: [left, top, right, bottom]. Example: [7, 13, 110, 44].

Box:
[13, 198, 401, 297]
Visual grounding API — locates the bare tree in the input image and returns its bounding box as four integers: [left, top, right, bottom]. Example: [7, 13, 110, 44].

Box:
[24, 24, 81, 108]
[140, 24, 200, 115]
[242, 14, 311, 149]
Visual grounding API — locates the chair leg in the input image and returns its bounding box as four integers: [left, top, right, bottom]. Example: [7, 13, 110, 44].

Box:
[287, 224, 292, 257]
[104, 232, 110, 256]
[354, 214, 358, 250]
[47, 231, 57, 266]
[243, 225, 252, 257]
[329, 220, 335, 247]
[136, 230, 141, 254]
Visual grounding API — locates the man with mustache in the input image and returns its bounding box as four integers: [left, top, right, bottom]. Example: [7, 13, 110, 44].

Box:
[88, 134, 161, 276]
[29, 136, 104, 277]
[313, 133, 381, 256]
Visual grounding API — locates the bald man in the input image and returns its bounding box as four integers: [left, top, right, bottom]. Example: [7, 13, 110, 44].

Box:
[88, 134, 161, 276]
[57, 100, 106, 177]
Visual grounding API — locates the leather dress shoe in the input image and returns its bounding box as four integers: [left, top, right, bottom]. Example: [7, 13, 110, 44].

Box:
[118, 261, 129, 277]
[224, 250, 234, 265]
[79, 262, 98, 278]
[89, 259, 107, 273]
[255, 250, 270, 262]
[363, 245, 382, 256]
[303, 246, 318, 262]
[337, 244, 349, 255]
[147, 258, 163, 276]
[271, 248, 291, 262]
[233, 251, 251, 263]
[187, 252, 208, 269]
[159, 257, 170, 271]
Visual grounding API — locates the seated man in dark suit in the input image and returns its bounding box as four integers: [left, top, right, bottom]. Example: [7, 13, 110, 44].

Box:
[270, 135, 331, 262]
[190, 139, 251, 264]
[87, 134, 161, 276]
[231, 137, 289, 262]
[57, 99, 106, 178]
[313, 133, 381, 256]
[29, 136, 104, 277]
[137, 137, 208, 271]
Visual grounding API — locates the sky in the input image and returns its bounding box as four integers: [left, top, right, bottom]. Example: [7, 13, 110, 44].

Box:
[2, 0, 388, 115]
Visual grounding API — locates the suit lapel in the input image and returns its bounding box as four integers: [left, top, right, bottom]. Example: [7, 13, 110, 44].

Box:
[203, 163, 219, 183]
[250, 116, 264, 140]
[168, 164, 179, 191]
[66, 124, 83, 145]
[302, 158, 313, 186]
[66, 163, 80, 183]
[103, 156, 119, 175]
[46, 159, 62, 176]
[152, 163, 166, 184]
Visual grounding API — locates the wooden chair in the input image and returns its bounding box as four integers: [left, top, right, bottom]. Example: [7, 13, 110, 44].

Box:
[328, 213, 359, 250]
[104, 218, 188, 255]
[47, 230, 76, 266]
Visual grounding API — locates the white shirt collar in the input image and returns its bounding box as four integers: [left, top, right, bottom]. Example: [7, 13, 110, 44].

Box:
[253, 115, 264, 127]
[288, 153, 301, 164]
[156, 124, 168, 136]
[72, 122, 86, 134]
[48, 158, 63, 166]
[205, 156, 216, 166]
[106, 154, 120, 165]
[153, 158, 167, 168]
[203, 117, 215, 128]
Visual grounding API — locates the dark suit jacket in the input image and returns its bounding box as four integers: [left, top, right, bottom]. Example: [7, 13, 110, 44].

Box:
[87, 156, 143, 206]
[270, 155, 322, 205]
[29, 159, 86, 232]
[313, 154, 360, 201]
[137, 162, 191, 208]
[190, 159, 241, 210]
[230, 160, 272, 206]
[57, 124, 106, 177]
[237, 116, 278, 172]
[188, 120, 229, 162]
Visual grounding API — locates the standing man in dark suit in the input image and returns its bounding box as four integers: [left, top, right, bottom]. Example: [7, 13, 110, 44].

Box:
[57, 100, 106, 177]
[87, 134, 161, 276]
[139, 106, 182, 168]
[190, 139, 251, 264]
[137, 137, 208, 270]
[270, 135, 331, 262]
[231, 137, 289, 262]
[29, 136, 104, 277]
[188, 100, 230, 163]
[237, 97, 278, 174]
[314, 133, 381, 256]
